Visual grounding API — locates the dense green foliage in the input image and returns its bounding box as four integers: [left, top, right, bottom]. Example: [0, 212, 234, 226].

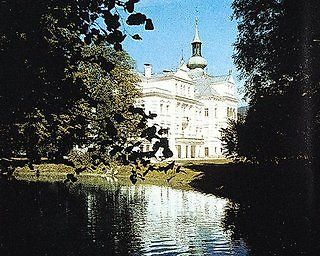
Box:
[0, 1, 172, 181]
[222, 0, 320, 165]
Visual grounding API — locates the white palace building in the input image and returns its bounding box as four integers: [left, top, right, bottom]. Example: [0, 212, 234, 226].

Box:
[136, 23, 238, 159]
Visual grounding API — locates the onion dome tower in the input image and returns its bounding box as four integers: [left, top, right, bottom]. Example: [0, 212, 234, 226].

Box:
[187, 18, 208, 70]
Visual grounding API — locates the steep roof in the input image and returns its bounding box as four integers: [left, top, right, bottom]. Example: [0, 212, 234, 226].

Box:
[189, 71, 233, 97]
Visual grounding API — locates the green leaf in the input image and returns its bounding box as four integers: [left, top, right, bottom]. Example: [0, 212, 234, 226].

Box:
[132, 34, 142, 40]
[145, 19, 154, 30]
[126, 13, 146, 25]
[108, 0, 116, 10]
[125, 1, 134, 13]
[84, 34, 92, 45]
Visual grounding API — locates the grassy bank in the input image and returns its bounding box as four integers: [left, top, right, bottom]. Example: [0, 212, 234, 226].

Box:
[9, 158, 248, 193]
[11, 161, 208, 190]
[7, 158, 317, 200]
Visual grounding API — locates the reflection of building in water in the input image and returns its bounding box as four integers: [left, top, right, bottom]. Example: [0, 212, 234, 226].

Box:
[128, 185, 243, 255]
[82, 183, 248, 255]
[86, 193, 99, 243]
[137, 21, 238, 159]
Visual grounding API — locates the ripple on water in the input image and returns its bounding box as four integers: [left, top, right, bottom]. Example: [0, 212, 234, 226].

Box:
[0, 180, 250, 256]
[123, 185, 250, 255]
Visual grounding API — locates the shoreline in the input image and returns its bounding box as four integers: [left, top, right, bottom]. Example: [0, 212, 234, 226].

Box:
[10, 161, 207, 191]
[12, 171, 196, 190]
[7, 159, 318, 201]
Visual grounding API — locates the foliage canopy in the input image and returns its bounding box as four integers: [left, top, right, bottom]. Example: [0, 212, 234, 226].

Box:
[0, 1, 173, 181]
[222, 0, 320, 165]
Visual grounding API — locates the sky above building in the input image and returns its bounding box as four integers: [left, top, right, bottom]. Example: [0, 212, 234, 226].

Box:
[123, 0, 237, 78]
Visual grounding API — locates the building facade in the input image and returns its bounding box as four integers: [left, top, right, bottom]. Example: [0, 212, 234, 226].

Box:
[137, 23, 238, 159]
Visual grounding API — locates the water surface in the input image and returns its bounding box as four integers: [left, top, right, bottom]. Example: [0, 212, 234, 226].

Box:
[0, 179, 248, 256]
[1, 173, 319, 256]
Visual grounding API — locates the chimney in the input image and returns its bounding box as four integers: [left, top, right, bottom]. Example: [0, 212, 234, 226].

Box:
[144, 63, 152, 78]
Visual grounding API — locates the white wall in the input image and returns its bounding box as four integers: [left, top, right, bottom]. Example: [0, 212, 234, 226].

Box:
[138, 70, 238, 159]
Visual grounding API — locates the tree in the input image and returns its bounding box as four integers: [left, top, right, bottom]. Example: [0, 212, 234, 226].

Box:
[0, 0, 173, 176]
[226, 0, 320, 164]
[220, 118, 246, 161]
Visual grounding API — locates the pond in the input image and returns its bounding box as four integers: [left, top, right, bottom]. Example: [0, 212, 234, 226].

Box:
[0, 176, 319, 256]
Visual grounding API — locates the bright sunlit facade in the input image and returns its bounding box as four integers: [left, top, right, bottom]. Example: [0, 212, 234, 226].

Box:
[137, 23, 238, 159]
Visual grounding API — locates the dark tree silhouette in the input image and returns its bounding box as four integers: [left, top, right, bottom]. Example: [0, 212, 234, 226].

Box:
[222, 0, 320, 165]
[0, 1, 173, 180]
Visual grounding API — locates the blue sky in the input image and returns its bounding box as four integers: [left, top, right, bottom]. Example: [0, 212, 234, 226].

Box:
[123, 0, 237, 77]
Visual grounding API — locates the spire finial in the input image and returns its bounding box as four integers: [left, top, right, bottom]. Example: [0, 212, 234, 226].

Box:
[195, 8, 199, 35]
[179, 49, 185, 67]
[192, 15, 201, 44]
[195, 7, 199, 26]
[187, 10, 208, 70]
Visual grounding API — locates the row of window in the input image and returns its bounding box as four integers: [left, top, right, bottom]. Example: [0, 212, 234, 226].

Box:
[204, 108, 218, 117]
[141, 144, 223, 158]
[139, 102, 234, 120]
[175, 83, 192, 96]
[160, 103, 170, 114]
[227, 107, 236, 118]
[175, 145, 222, 158]
[176, 145, 196, 158]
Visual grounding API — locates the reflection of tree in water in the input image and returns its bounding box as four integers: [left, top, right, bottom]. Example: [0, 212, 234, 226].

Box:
[221, 166, 320, 256]
[8, 176, 320, 255]
[79, 184, 148, 255]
